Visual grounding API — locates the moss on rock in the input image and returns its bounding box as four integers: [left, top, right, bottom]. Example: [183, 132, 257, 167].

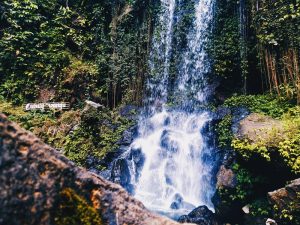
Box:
[54, 188, 103, 225]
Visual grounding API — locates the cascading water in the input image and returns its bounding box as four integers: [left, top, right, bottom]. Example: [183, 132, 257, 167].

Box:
[125, 0, 216, 219]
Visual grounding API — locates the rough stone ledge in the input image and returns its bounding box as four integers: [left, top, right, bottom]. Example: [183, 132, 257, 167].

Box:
[0, 113, 191, 225]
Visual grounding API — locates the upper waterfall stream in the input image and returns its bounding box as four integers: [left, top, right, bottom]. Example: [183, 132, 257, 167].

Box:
[125, 0, 216, 219]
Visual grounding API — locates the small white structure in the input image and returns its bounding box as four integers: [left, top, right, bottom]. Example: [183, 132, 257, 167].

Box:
[84, 100, 103, 109]
[24, 102, 70, 111]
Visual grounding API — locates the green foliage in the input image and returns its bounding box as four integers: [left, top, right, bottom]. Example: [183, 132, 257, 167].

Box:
[64, 128, 94, 167]
[224, 94, 292, 118]
[54, 188, 103, 225]
[0, 0, 149, 107]
[249, 198, 272, 217]
[63, 108, 134, 167]
[232, 139, 270, 161]
[0, 97, 57, 131]
[231, 163, 263, 201]
[231, 106, 300, 174]
[59, 58, 99, 101]
[218, 163, 266, 203]
[0, 97, 134, 169]
[278, 134, 300, 174]
[0, 0, 71, 103]
[0, 97, 28, 118]
[253, 0, 300, 47]
[273, 191, 300, 225]
[208, 0, 240, 79]
[278, 107, 300, 174]
[216, 115, 233, 148]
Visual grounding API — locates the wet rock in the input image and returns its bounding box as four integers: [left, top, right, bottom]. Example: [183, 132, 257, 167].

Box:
[116, 125, 137, 146]
[268, 178, 300, 221]
[231, 107, 250, 134]
[86, 155, 101, 168]
[212, 192, 244, 225]
[0, 113, 185, 225]
[178, 205, 218, 225]
[216, 165, 237, 189]
[221, 149, 236, 168]
[129, 147, 145, 168]
[244, 215, 267, 225]
[214, 106, 231, 120]
[170, 194, 184, 209]
[170, 194, 195, 210]
[111, 158, 131, 190]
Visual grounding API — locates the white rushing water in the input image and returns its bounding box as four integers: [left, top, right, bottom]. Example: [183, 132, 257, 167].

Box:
[146, 0, 176, 109]
[128, 0, 215, 218]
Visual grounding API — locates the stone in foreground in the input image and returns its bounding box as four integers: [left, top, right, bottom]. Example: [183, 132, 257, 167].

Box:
[0, 113, 190, 225]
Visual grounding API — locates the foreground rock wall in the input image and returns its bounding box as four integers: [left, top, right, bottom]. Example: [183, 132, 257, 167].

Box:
[0, 113, 186, 225]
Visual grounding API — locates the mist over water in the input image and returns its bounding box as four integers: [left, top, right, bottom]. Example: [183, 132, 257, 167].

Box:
[127, 0, 216, 218]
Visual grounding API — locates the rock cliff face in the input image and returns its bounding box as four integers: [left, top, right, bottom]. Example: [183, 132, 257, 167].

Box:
[0, 113, 188, 225]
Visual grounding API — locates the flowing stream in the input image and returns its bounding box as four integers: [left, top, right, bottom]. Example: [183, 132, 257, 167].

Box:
[124, 0, 215, 218]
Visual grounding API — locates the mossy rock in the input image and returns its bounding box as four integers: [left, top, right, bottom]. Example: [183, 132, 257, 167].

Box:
[54, 188, 103, 225]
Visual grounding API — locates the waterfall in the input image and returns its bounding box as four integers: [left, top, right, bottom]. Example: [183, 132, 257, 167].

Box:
[124, 0, 216, 219]
[146, 0, 176, 110]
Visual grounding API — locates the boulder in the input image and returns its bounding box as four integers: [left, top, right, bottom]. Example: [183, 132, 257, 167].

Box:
[178, 206, 218, 225]
[268, 178, 300, 221]
[216, 165, 237, 189]
[234, 113, 283, 143]
[0, 113, 189, 225]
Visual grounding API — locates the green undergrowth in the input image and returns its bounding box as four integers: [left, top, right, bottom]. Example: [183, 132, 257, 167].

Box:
[0, 97, 57, 131]
[232, 106, 300, 174]
[216, 94, 300, 174]
[216, 94, 293, 150]
[215, 114, 233, 149]
[0, 97, 135, 169]
[273, 191, 300, 225]
[216, 94, 300, 223]
[63, 107, 134, 168]
[218, 163, 268, 203]
[54, 188, 103, 225]
[223, 94, 293, 118]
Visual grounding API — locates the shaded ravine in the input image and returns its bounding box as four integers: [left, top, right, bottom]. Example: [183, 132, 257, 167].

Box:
[110, 0, 217, 220]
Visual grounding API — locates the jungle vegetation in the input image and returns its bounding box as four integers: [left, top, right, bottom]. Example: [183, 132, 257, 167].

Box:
[0, 0, 299, 224]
